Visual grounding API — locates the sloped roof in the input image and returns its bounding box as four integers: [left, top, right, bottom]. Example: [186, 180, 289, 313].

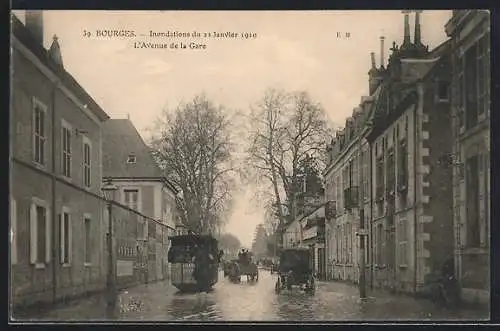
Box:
[11, 14, 109, 122]
[102, 119, 165, 179]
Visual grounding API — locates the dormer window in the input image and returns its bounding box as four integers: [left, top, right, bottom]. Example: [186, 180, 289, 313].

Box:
[127, 155, 136, 164]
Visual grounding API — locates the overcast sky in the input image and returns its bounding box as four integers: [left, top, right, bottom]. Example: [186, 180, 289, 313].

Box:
[13, 10, 451, 247]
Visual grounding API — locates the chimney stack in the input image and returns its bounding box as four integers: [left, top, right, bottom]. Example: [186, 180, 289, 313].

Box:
[370, 52, 376, 69]
[402, 10, 411, 46]
[414, 10, 423, 45]
[380, 36, 385, 68]
[25, 10, 44, 46]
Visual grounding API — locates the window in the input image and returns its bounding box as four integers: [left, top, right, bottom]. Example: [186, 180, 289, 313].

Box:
[336, 176, 342, 214]
[466, 155, 480, 247]
[343, 166, 350, 210]
[83, 138, 91, 188]
[335, 225, 340, 262]
[10, 198, 17, 265]
[127, 155, 137, 164]
[398, 140, 408, 191]
[84, 216, 91, 264]
[342, 224, 346, 263]
[346, 222, 352, 263]
[30, 199, 50, 266]
[124, 189, 139, 211]
[32, 98, 47, 165]
[376, 157, 384, 199]
[476, 33, 489, 116]
[60, 208, 72, 265]
[437, 81, 450, 101]
[377, 223, 384, 265]
[387, 149, 395, 196]
[398, 219, 407, 266]
[456, 54, 465, 128]
[463, 33, 490, 130]
[362, 151, 369, 200]
[62, 121, 72, 178]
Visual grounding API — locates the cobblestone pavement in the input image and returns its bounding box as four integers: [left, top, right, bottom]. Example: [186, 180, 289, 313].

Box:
[14, 269, 489, 322]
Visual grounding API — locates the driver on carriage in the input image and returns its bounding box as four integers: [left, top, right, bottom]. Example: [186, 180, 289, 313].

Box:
[238, 248, 250, 265]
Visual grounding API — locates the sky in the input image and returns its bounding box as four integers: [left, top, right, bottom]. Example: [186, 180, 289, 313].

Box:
[13, 10, 451, 247]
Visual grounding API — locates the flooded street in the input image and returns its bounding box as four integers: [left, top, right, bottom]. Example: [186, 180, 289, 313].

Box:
[14, 269, 489, 322]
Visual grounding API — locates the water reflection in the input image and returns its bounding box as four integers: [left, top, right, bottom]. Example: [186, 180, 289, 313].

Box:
[276, 290, 315, 321]
[168, 292, 218, 321]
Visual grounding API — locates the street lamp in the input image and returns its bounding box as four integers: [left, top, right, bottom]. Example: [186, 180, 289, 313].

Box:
[102, 179, 118, 309]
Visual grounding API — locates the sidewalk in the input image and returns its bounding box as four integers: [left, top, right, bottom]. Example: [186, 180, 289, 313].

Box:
[321, 278, 490, 318]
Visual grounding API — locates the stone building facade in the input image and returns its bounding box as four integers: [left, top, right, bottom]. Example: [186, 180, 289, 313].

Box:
[10, 12, 110, 308]
[102, 119, 178, 284]
[366, 11, 454, 294]
[445, 10, 490, 306]
[324, 98, 373, 284]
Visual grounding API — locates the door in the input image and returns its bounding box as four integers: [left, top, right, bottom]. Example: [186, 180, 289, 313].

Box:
[318, 247, 326, 280]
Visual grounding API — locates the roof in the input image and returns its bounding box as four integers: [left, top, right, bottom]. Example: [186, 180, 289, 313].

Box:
[11, 14, 109, 122]
[102, 119, 177, 192]
[169, 234, 218, 245]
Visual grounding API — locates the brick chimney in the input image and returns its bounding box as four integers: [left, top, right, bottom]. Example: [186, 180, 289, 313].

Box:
[25, 10, 44, 46]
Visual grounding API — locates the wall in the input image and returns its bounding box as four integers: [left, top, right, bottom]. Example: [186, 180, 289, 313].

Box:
[370, 104, 417, 292]
[10, 45, 107, 308]
[447, 10, 491, 305]
[324, 133, 370, 284]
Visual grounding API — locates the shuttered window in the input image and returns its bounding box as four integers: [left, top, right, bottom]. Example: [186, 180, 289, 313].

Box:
[30, 198, 51, 266]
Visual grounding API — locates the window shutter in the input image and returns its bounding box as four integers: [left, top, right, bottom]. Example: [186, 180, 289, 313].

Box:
[11, 199, 17, 265]
[30, 203, 37, 264]
[45, 208, 51, 263]
[59, 214, 64, 264]
[68, 215, 73, 264]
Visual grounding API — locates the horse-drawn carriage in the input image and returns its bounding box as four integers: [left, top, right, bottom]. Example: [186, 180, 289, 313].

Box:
[167, 234, 223, 292]
[274, 248, 315, 294]
[226, 251, 259, 282]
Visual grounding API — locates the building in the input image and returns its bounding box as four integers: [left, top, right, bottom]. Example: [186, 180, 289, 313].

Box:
[365, 11, 454, 294]
[10, 11, 110, 308]
[282, 217, 302, 249]
[299, 203, 326, 280]
[102, 118, 179, 283]
[445, 10, 490, 306]
[324, 94, 374, 283]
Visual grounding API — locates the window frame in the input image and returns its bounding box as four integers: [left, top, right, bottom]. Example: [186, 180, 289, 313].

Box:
[465, 154, 481, 248]
[82, 136, 92, 189]
[123, 187, 141, 212]
[32, 97, 48, 167]
[127, 155, 137, 164]
[60, 206, 72, 266]
[61, 119, 73, 179]
[30, 197, 51, 268]
[398, 218, 408, 267]
[84, 214, 92, 266]
[10, 197, 17, 265]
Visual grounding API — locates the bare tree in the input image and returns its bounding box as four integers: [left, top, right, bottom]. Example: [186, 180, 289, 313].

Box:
[150, 94, 236, 234]
[246, 89, 329, 226]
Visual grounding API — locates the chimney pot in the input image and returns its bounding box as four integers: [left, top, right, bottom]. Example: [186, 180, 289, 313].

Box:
[402, 10, 411, 45]
[414, 10, 423, 44]
[25, 10, 44, 46]
[370, 52, 376, 69]
[380, 36, 385, 68]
